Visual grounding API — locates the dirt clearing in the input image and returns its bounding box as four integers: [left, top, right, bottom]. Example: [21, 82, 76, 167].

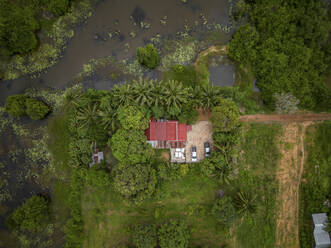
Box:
[186, 121, 213, 162]
[240, 113, 331, 123]
[275, 122, 311, 248]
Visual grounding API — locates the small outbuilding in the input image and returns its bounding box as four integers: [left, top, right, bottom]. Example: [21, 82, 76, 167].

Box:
[312, 213, 331, 248]
[89, 149, 104, 167]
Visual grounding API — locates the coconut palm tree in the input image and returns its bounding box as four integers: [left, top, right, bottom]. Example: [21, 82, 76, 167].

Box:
[196, 85, 223, 110]
[76, 103, 100, 130]
[131, 77, 155, 107]
[98, 107, 117, 133]
[111, 83, 135, 108]
[161, 80, 191, 111]
[234, 191, 257, 216]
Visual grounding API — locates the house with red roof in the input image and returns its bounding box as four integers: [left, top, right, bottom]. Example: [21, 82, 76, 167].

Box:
[145, 118, 192, 149]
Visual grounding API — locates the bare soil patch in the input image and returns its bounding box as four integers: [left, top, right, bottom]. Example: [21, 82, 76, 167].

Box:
[186, 121, 213, 162]
[161, 151, 170, 161]
[239, 113, 331, 123]
[198, 108, 211, 121]
[275, 122, 311, 248]
[193, 45, 228, 68]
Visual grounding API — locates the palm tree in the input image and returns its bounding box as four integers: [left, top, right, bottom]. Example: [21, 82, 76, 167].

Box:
[161, 80, 191, 111]
[196, 85, 223, 110]
[76, 103, 99, 130]
[111, 83, 135, 108]
[131, 77, 155, 107]
[98, 107, 117, 133]
[234, 191, 257, 215]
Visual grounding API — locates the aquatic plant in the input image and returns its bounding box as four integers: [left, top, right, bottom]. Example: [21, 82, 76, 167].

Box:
[160, 41, 197, 71]
[1, 0, 99, 80]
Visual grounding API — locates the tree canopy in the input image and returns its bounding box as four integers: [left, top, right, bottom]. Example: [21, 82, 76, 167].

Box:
[228, 0, 331, 110]
[113, 162, 156, 202]
[210, 99, 240, 132]
[6, 195, 50, 232]
[137, 44, 160, 69]
[132, 224, 157, 248]
[158, 220, 190, 248]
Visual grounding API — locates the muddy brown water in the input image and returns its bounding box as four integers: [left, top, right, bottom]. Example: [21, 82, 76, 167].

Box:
[0, 0, 232, 102]
[0, 0, 233, 243]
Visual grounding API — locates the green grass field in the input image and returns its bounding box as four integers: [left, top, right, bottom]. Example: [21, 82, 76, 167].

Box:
[299, 121, 331, 248]
[82, 167, 226, 248]
[80, 123, 282, 248]
[229, 123, 282, 248]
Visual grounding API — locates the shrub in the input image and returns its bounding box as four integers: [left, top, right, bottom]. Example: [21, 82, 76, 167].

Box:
[163, 65, 197, 88]
[26, 98, 50, 120]
[274, 92, 299, 114]
[210, 99, 240, 132]
[137, 44, 160, 69]
[47, 0, 70, 16]
[132, 224, 157, 248]
[113, 163, 157, 203]
[158, 219, 189, 248]
[5, 95, 27, 117]
[212, 196, 236, 225]
[6, 195, 50, 232]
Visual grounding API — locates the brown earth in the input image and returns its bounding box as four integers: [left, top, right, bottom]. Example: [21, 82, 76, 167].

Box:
[193, 45, 228, 68]
[239, 113, 331, 123]
[275, 123, 310, 248]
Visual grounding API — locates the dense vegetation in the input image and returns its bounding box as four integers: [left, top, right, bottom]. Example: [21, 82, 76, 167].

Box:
[136, 44, 160, 69]
[0, 0, 72, 57]
[5, 94, 50, 119]
[300, 121, 331, 247]
[229, 0, 331, 110]
[6, 195, 51, 247]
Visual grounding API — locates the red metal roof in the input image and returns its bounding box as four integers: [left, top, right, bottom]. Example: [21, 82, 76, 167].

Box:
[146, 120, 190, 142]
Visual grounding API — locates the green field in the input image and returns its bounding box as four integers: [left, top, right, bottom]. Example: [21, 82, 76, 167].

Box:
[80, 123, 282, 248]
[299, 121, 331, 248]
[82, 168, 225, 248]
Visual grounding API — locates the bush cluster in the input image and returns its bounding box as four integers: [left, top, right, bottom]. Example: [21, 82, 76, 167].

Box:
[5, 94, 50, 120]
[136, 44, 160, 69]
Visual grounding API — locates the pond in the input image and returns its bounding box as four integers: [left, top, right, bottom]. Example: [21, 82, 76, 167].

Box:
[0, 0, 233, 102]
[208, 55, 235, 87]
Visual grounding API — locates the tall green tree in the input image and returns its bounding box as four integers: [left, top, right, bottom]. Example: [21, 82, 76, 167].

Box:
[132, 224, 157, 248]
[6, 195, 50, 232]
[210, 99, 240, 132]
[158, 220, 190, 248]
[113, 162, 156, 202]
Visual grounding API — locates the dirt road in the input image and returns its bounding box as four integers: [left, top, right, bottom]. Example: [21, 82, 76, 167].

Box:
[239, 113, 331, 123]
[274, 123, 311, 248]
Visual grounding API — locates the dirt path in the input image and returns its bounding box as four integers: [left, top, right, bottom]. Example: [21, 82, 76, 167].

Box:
[275, 123, 311, 247]
[239, 113, 331, 123]
[193, 45, 228, 68]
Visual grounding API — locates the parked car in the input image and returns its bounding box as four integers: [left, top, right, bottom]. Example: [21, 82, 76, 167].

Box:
[204, 142, 210, 157]
[191, 146, 197, 162]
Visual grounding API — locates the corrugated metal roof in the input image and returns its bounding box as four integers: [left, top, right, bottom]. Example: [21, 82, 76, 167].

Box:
[312, 213, 331, 247]
[146, 119, 188, 142]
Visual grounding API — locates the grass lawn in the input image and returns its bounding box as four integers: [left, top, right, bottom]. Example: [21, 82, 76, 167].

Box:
[229, 123, 282, 247]
[82, 167, 227, 248]
[299, 121, 331, 248]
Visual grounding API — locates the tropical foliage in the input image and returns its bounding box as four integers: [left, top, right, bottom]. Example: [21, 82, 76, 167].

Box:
[228, 0, 331, 110]
[212, 196, 236, 225]
[133, 224, 157, 248]
[137, 44, 160, 69]
[158, 220, 190, 248]
[5, 94, 50, 120]
[6, 195, 50, 232]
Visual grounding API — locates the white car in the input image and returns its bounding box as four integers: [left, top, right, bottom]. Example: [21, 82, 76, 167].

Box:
[191, 146, 197, 162]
